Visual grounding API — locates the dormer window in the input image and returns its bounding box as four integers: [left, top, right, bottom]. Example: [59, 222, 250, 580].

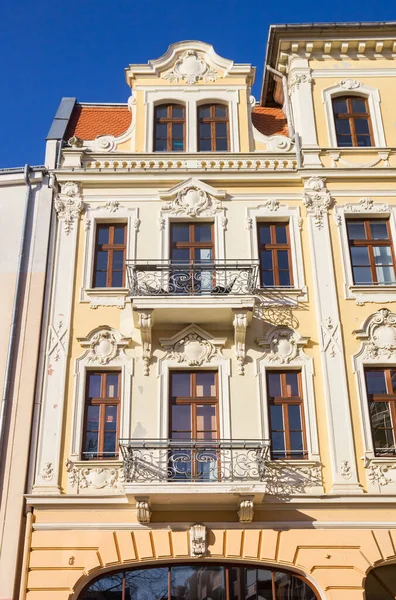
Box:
[154, 104, 185, 151]
[332, 96, 373, 147]
[198, 104, 229, 151]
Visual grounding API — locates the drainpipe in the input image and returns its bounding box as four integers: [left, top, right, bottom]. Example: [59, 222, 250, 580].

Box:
[266, 65, 302, 168]
[18, 507, 33, 600]
[0, 164, 32, 453]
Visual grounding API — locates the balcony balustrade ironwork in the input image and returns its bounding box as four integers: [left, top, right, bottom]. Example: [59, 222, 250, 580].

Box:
[126, 260, 259, 297]
[119, 438, 270, 483]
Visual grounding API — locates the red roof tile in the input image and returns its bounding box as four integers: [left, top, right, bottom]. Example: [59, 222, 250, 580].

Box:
[252, 106, 288, 137]
[65, 105, 131, 140]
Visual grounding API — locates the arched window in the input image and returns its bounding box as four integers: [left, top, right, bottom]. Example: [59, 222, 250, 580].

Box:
[198, 104, 229, 151]
[79, 564, 318, 600]
[332, 96, 373, 147]
[365, 564, 396, 599]
[154, 104, 185, 151]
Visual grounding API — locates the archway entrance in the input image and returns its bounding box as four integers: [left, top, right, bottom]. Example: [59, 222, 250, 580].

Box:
[365, 564, 396, 599]
[79, 564, 318, 600]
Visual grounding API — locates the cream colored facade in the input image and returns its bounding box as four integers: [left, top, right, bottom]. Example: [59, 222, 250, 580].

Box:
[23, 24, 396, 600]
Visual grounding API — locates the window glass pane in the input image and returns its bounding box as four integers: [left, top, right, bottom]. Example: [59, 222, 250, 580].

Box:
[194, 223, 212, 242]
[81, 572, 123, 599]
[199, 123, 211, 138]
[350, 246, 370, 266]
[354, 118, 370, 134]
[84, 431, 98, 456]
[172, 404, 191, 431]
[352, 98, 367, 113]
[335, 119, 351, 135]
[216, 138, 228, 151]
[333, 98, 348, 113]
[357, 135, 372, 147]
[256, 568, 274, 600]
[215, 105, 227, 117]
[171, 223, 190, 242]
[97, 227, 109, 245]
[258, 224, 271, 245]
[271, 432, 285, 457]
[274, 572, 316, 600]
[171, 248, 190, 263]
[104, 432, 116, 455]
[277, 250, 289, 270]
[171, 566, 225, 600]
[171, 372, 191, 397]
[353, 266, 373, 284]
[275, 225, 287, 243]
[290, 431, 304, 457]
[126, 567, 169, 600]
[104, 406, 117, 430]
[268, 372, 281, 397]
[94, 271, 107, 287]
[376, 265, 396, 284]
[88, 374, 101, 398]
[196, 372, 216, 397]
[270, 404, 283, 430]
[337, 135, 353, 146]
[261, 271, 274, 286]
[199, 138, 212, 151]
[369, 402, 395, 453]
[156, 106, 168, 118]
[347, 221, 367, 240]
[172, 105, 184, 119]
[87, 404, 100, 427]
[154, 138, 167, 152]
[172, 123, 184, 139]
[199, 106, 210, 118]
[373, 246, 392, 264]
[370, 221, 389, 240]
[195, 248, 212, 262]
[285, 372, 299, 396]
[111, 271, 123, 287]
[391, 371, 396, 394]
[96, 250, 108, 270]
[261, 250, 273, 269]
[278, 271, 291, 286]
[365, 371, 387, 395]
[113, 226, 125, 245]
[216, 122, 227, 138]
[288, 404, 302, 430]
[196, 405, 217, 432]
[106, 374, 119, 398]
[172, 139, 184, 151]
[155, 123, 167, 138]
[112, 250, 124, 270]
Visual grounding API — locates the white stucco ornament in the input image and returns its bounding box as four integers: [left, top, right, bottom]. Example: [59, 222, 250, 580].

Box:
[54, 182, 84, 235]
[168, 333, 218, 366]
[354, 309, 396, 360]
[163, 50, 218, 84]
[190, 523, 207, 557]
[163, 185, 221, 217]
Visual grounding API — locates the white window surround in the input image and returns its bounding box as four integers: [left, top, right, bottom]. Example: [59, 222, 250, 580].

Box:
[334, 198, 396, 304]
[69, 326, 133, 462]
[246, 201, 307, 303]
[322, 81, 386, 148]
[144, 88, 240, 153]
[353, 309, 396, 492]
[157, 324, 231, 439]
[256, 326, 320, 464]
[80, 201, 139, 308]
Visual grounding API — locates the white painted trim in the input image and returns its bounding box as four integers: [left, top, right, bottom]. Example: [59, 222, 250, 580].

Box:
[80, 201, 138, 307]
[334, 200, 396, 303]
[322, 81, 386, 148]
[246, 202, 306, 298]
[313, 68, 396, 78]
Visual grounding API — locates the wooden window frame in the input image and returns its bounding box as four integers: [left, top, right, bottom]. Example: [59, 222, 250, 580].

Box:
[170, 222, 215, 263]
[257, 222, 293, 287]
[82, 371, 121, 460]
[332, 95, 374, 147]
[93, 223, 127, 288]
[154, 104, 185, 152]
[197, 104, 230, 152]
[365, 367, 396, 457]
[346, 218, 396, 285]
[267, 370, 307, 460]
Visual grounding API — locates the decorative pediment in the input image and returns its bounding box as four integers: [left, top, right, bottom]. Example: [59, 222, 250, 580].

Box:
[256, 326, 310, 364]
[159, 178, 226, 217]
[160, 324, 226, 366]
[78, 326, 130, 365]
[354, 309, 396, 360]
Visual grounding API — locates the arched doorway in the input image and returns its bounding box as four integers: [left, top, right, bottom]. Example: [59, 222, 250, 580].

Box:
[365, 564, 396, 599]
[79, 563, 318, 599]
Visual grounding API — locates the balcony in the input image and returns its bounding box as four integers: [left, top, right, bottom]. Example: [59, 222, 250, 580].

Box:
[126, 260, 259, 326]
[119, 438, 270, 505]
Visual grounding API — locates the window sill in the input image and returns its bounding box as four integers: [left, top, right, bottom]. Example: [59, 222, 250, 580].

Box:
[348, 284, 396, 304]
[83, 287, 130, 309]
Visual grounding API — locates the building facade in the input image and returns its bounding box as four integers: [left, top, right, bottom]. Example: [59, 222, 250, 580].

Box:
[23, 23, 396, 600]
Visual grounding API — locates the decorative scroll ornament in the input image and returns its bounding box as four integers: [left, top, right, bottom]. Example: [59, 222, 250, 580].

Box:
[138, 311, 153, 376]
[66, 459, 124, 493]
[238, 499, 254, 523]
[354, 309, 396, 360]
[302, 177, 333, 230]
[167, 333, 218, 366]
[163, 185, 221, 217]
[41, 462, 53, 481]
[78, 327, 130, 366]
[105, 199, 120, 212]
[94, 135, 115, 152]
[190, 524, 207, 557]
[288, 73, 313, 95]
[340, 460, 352, 480]
[68, 136, 83, 148]
[340, 79, 361, 90]
[233, 311, 248, 375]
[367, 462, 395, 486]
[321, 317, 341, 357]
[163, 50, 219, 84]
[344, 197, 389, 213]
[257, 327, 309, 365]
[54, 182, 84, 235]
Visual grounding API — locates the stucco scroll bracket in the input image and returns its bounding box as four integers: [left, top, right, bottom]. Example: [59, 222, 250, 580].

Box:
[54, 182, 85, 235]
[136, 310, 153, 376]
[302, 177, 333, 230]
[135, 497, 152, 524]
[238, 497, 254, 523]
[189, 523, 207, 557]
[233, 309, 250, 375]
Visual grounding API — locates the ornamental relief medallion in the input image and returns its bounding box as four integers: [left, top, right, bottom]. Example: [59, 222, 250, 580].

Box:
[163, 50, 219, 85]
[355, 309, 396, 360]
[163, 185, 222, 217]
[167, 333, 218, 366]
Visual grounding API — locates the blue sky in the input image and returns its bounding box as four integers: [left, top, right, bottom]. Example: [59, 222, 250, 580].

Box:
[1, 0, 394, 167]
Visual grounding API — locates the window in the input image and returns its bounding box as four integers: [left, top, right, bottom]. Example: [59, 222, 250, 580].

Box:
[332, 96, 373, 147]
[170, 371, 218, 480]
[346, 219, 396, 285]
[198, 104, 229, 151]
[83, 371, 120, 460]
[365, 368, 396, 457]
[267, 371, 307, 460]
[93, 224, 127, 288]
[170, 222, 214, 293]
[154, 104, 185, 151]
[257, 222, 293, 287]
[80, 565, 318, 600]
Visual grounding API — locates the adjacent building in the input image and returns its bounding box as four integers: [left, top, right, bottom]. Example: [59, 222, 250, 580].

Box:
[15, 22, 396, 600]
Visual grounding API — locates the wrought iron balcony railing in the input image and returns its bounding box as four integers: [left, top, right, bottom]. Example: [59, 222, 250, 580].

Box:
[126, 260, 259, 296]
[119, 438, 270, 483]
